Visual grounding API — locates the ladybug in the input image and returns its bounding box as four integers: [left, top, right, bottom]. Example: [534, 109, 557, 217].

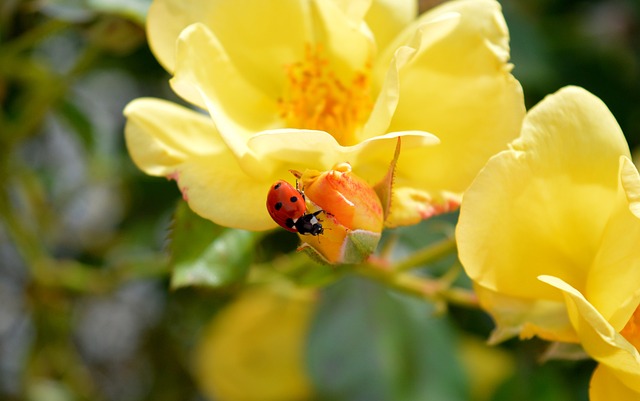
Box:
[266, 180, 324, 236]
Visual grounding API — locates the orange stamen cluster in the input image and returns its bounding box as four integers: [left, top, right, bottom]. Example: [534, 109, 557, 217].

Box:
[278, 44, 372, 146]
[621, 305, 640, 351]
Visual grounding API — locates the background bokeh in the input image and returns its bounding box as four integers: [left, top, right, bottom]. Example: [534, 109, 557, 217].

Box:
[1, 0, 638, 400]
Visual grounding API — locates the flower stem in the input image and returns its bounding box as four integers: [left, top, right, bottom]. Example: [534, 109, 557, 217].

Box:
[353, 262, 478, 309]
[392, 235, 457, 273]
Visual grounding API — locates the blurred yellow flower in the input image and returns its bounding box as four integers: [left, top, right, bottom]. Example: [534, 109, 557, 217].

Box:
[458, 335, 515, 401]
[457, 86, 640, 399]
[195, 286, 316, 401]
[124, 0, 523, 230]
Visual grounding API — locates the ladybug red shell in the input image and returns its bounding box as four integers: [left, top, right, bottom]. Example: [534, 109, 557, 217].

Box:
[266, 180, 324, 236]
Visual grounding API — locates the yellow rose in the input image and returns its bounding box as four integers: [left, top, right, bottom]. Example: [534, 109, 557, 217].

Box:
[124, 0, 523, 230]
[195, 286, 316, 401]
[457, 86, 640, 399]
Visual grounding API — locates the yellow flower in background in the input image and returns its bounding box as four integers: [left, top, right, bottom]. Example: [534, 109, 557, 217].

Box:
[456, 86, 640, 399]
[196, 286, 316, 401]
[124, 0, 523, 231]
[458, 336, 515, 401]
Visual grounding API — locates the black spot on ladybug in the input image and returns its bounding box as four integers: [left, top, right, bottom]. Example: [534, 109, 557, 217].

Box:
[290, 196, 298, 203]
[274, 202, 283, 210]
[274, 183, 281, 190]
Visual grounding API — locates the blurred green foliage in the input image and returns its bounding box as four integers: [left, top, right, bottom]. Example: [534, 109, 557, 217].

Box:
[0, 0, 638, 400]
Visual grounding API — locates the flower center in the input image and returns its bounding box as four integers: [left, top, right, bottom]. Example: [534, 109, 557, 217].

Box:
[621, 305, 640, 351]
[278, 44, 372, 146]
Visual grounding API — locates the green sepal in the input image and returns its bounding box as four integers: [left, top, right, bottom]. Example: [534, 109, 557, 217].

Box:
[298, 243, 332, 265]
[298, 229, 381, 266]
[373, 137, 401, 221]
[342, 229, 381, 264]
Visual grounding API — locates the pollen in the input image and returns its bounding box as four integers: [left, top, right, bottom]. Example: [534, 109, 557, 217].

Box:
[621, 305, 640, 351]
[278, 44, 372, 146]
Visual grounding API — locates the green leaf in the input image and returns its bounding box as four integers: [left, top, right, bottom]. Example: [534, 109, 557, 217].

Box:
[169, 202, 260, 289]
[307, 276, 468, 401]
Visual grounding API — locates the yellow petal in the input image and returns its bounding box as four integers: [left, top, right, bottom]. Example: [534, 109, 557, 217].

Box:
[457, 87, 630, 302]
[247, 129, 345, 171]
[150, 0, 374, 99]
[148, 0, 312, 85]
[365, 0, 417, 53]
[329, 0, 370, 22]
[146, 0, 215, 72]
[474, 284, 577, 344]
[195, 286, 315, 401]
[621, 157, 640, 200]
[622, 155, 640, 218]
[587, 157, 640, 329]
[363, 12, 459, 140]
[380, 0, 524, 195]
[123, 98, 224, 176]
[123, 98, 277, 230]
[247, 129, 438, 183]
[348, 131, 439, 173]
[540, 276, 640, 393]
[590, 364, 640, 401]
[311, 0, 375, 84]
[176, 154, 279, 230]
[171, 22, 279, 156]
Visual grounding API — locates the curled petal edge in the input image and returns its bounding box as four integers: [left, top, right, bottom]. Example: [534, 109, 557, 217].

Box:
[540, 275, 640, 393]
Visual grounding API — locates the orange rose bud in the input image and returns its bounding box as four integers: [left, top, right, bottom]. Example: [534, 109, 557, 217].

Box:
[292, 163, 383, 264]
